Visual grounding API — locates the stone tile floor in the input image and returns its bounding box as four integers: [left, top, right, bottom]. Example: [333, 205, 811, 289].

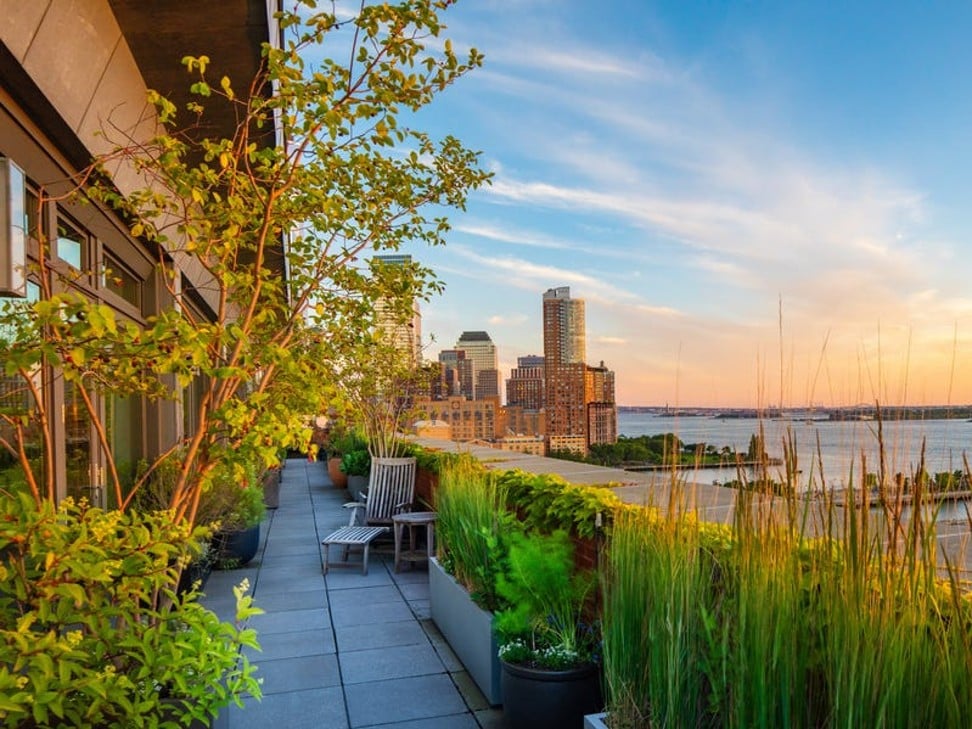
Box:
[199, 458, 504, 728]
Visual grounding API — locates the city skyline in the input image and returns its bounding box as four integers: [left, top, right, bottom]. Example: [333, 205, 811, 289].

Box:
[386, 1, 972, 408]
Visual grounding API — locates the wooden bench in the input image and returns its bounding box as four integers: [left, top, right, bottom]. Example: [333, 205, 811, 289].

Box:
[321, 525, 388, 575]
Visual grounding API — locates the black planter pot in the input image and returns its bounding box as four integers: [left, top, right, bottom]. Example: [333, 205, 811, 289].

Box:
[176, 558, 213, 595]
[500, 659, 602, 729]
[213, 524, 261, 568]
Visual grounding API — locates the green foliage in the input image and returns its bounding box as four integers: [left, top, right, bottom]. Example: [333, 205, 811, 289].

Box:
[600, 485, 972, 727]
[327, 427, 367, 459]
[407, 445, 478, 475]
[494, 530, 596, 670]
[0, 0, 489, 519]
[434, 458, 515, 611]
[339, 449, 371, 476]
[499, 470, 620, 538]
[137, 452, 266, 531]
[602, 508, 715, 727]
[0, 493, 261, 727]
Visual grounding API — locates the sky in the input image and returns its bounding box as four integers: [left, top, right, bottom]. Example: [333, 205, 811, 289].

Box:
[344, 1, 972, 407]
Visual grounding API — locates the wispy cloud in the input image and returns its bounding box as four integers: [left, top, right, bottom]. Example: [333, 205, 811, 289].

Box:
[595, 336, 628, 345]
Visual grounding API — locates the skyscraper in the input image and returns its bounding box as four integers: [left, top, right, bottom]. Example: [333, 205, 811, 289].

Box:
[455, 331, 499, 400]
[541, 287, 616, 454]
[373, 254, 422, 364]
[543, 288, 587, 448]
[542, 287, 585, 366]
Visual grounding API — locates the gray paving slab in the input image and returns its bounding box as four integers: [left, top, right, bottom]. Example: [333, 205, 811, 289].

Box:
[335, 619, 427, 653]
[249, 605, 330, 634]
[330, 599, 415, 627]
[243, 626, 336, 661]
[252, 588, 327, 612]
[344, 674, 468, 727]
[324, 566, 395, 590]
[339, 641, 446, 684]
[327, 585, 404, 609]
[377, 715, 480, 729]
[228, 686, 348, 729]
[256, 653, 341, 695]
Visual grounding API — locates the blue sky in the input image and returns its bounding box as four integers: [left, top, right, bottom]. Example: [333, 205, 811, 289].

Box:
[351, 1, 972, 406]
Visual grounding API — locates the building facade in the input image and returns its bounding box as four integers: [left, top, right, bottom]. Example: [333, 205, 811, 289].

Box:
[506, 355, 545, 410]
[0, 0, 279, 504]
[540, 287, 617, 454]
[414, 395, 502, 442]
[543, 287, 588, 450]
[373, 254, 423, 364]
[586, 361, 618, 447]
[454, 330, 499, 400]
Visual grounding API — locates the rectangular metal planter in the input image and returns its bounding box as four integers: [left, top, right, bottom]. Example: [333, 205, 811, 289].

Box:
[428, 556, 502, 705]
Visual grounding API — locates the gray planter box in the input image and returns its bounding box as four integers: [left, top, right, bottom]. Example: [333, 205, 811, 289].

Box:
[584, 712, 610, 729]
[347, 474, 368, 502]
[429, 556, 502, 705]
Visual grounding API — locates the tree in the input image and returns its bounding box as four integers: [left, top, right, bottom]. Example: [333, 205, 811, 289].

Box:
[0, 0, 490, 524]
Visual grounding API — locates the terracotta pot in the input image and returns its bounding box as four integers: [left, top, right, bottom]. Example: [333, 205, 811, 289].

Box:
[327, 456, 348, 489]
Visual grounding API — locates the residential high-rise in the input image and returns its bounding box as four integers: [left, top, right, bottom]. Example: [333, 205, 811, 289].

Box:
[455, 331, 499, 400]
[506, 355, 545, 410]
[541, 287, 616, 454]
[586, 361, 617, 446]
[373, 254, 422, 364]
[543, 288, 587, 449]
[542, 287, 585, 366]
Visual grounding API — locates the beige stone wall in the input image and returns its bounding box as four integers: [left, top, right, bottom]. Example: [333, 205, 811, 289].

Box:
[1, 0, 158, 187]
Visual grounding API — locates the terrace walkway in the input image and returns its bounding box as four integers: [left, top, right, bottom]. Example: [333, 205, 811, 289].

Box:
[198, 458, 504, 729]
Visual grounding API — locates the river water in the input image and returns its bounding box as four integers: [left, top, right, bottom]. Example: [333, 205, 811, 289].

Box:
[618, 412, 972, 491]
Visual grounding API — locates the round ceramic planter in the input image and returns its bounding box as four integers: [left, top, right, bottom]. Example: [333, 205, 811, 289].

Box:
[500, 659, 602, 729]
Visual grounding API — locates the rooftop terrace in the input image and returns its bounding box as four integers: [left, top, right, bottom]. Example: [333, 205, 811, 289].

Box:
[199, 457, 503, 729]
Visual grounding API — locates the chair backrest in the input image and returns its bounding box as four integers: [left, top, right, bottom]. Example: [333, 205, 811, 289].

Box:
[364, 457, 417, 525]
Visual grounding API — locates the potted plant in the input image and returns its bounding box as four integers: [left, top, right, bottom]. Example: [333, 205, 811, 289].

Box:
[261, 457, 283, 509]
[494, 530, 602, 729]
[341, 447, 372, 501]
[325, 425, 353, 490]
[207, 460, 267, 568]
[430, 457, 511, 704]
[0, 493, 262, 726]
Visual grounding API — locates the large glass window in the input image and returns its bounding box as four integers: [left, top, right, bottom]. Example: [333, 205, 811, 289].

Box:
[102, 253, 142, 310]
[63, 379, 94, 503]
[57, 218, 85, 270]
[106, 393, 144, 508]
[0, 281, 44, 493]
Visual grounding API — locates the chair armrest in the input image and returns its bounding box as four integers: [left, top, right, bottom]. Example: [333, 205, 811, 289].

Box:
[344, 501, 366, 525]
[392, 502, 413, 515]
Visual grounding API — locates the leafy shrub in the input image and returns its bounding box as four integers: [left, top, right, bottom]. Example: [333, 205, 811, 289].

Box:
[494, 530, 597, 669]
[0, 492, 261, 727]
[339, 449, 371, 477]
[499, 470, 620, 538]
[138, 454, 265, 532]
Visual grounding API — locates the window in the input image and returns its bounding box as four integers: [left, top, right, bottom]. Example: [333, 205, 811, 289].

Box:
[1, 157, 26, 297]
[102, 253, 142, 309]
[56, 218, 85, 270]
[0, 281, 44, 494]
[24, 185, 41, 241]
